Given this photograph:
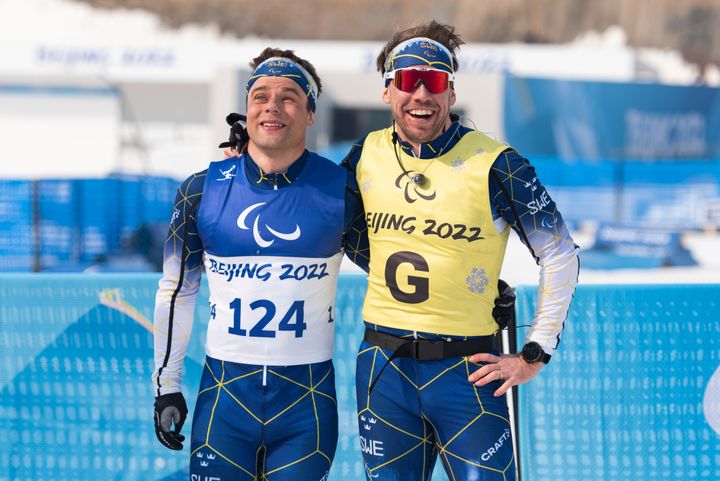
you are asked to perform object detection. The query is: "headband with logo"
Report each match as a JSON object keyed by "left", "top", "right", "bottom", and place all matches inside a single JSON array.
[
  {"left": 246, "top": 57, "right": 319, "bottom": 112},
  {"left": 383, "top": 37, "right": 455, "bottom": 85}
]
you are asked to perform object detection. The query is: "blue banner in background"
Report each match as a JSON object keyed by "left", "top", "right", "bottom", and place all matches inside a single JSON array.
[
  {"left": 580, "top": 223, "right": 697, "bottom": 269},
  {"left": 503, "top": 76, "right": 720, "bottom": 160},
  {"left": 1, "top": 276, "right": 720, "bottom": 480}
]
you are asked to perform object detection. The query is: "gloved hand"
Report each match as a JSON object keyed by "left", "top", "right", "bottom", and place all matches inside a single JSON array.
[
  {"left": 153, "top": 392, "right": 188, "bottom": 450},
  {"left": 493, "top": 279, "right": 516, "bottom": 330},
  {"left": 218, "top": 112, "right": 249, "bottom": 152}
]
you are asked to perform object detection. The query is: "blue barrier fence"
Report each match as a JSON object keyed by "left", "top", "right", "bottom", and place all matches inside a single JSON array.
[
  {"left": 0, "top": 176, "right": 178, "bottom": 272},
  {"left": 2, "top": 157, "right": 719, "bottom": 274},
  {"left": 529, "top": 156, "right": 720, "bottom": 229},
  {"left": 1, "top": 276, "right": 719, "bottom": 480},
  {"left": 0, "top": 181, "right": 32, "bottom": 272}
]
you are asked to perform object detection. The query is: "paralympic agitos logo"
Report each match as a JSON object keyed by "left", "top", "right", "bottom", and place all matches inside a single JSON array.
[
  {"left": 237, "top": 202, "right": 301, "bottom": 248},
  {"left": 395, "top": 172, "right": 436, "bottom": 203}
]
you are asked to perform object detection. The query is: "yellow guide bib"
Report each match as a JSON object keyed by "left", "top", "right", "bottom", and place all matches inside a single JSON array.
[{"left": 357, "top": 127, "right": 510, "bottom": 336}]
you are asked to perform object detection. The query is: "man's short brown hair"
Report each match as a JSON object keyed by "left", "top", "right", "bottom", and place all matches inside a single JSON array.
[{"left": 376, "top": 20, "right": 465, "bottom": 74}]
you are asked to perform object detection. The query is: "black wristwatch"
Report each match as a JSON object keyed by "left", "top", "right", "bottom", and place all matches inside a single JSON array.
[{"left": 520, "top": 342, "right": 551, "bottom": 364}]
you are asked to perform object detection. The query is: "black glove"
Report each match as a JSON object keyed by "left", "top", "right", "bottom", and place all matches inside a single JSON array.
[
  {"left": 493, "top": 279, "right": 516, "bottom": 330},
  {"left": 153, "top": 392, "right": 188, "bottom": 450},
  {"left": 218, "top": 112, "right": 249, "bottom": 152}
]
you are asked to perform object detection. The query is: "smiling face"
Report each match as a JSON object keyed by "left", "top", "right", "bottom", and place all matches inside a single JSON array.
[
  {"left": 383, "top": 71, "right": 456, "bottom": 148},
  {"left": 246, "top": 76, "right": 314, "bottom": 158}
]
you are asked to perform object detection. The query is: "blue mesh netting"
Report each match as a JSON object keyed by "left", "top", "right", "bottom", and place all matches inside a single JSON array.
[{"left": 1, "top": 276, "right": 719, "bottom": 480}]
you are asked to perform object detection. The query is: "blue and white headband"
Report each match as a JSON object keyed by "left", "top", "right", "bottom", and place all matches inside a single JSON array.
[
  {"left": 246, "top": 57, "right": 319, "bottom": 112},
  {"left": 383, "top": 37, "right": 455, "bottom": 82}
]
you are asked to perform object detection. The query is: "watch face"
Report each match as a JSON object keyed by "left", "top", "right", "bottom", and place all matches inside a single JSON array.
[{"left": 522, "top": 342, "right": 543, "bottom": 363}]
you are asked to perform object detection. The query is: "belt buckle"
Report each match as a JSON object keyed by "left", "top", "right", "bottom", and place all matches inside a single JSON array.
[{"left": 413, "top": 340, "right": 445, "bottom": 360}]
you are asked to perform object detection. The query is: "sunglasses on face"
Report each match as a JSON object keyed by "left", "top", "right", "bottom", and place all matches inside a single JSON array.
[{"left": 385, "top": 68, "right": 454, "bottom": 94}]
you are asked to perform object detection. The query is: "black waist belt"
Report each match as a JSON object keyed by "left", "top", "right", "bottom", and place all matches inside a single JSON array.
[
  {"left": 364, "top": 329, "right": 496, "bottom": 395},
  {"left": 363, "top": 329, "right": 495, "bottom": 361}
]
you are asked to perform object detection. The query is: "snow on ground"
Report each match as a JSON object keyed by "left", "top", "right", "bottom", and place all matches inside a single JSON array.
[{"left": 340, "top": 229, "right": 720, "bottom": 285}]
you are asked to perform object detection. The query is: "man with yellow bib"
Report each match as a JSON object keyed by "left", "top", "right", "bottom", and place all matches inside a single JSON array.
[{"left": 342, "top": 21, "right": 580, "bottom": 481}]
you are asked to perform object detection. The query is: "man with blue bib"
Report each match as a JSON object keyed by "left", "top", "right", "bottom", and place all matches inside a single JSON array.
[
  {"left": 342, "top": 22, "right": 580, "bottom": 480},
  {"left": 151, "top": 48, "right": 365, "bottom": 481}
]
